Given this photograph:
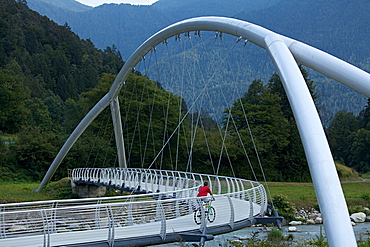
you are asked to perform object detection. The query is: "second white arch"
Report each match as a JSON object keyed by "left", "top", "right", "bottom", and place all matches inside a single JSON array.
[{"left": 39, "top": 16, "right": 370, "bottom": 246}]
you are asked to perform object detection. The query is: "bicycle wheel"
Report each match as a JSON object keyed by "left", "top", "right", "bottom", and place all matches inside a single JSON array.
[
  {"left": 207, "top": 206, "right": 216, "bottom": 223},
  {"left": 193, "top": 209, "right": 202, "bottom": 225}
]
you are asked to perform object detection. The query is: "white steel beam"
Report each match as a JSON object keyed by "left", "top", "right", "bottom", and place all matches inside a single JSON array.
[
  {"left": 265, "top": 34, "right": 356, "bottom": 247},
  {"left": 110, "top": 97, "right": 127, "bottom": 168}
]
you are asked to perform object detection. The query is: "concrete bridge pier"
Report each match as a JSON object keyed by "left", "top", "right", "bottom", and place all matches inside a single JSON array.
[{"left": 71, "top": 180, "right": 107, "bottom": 198}]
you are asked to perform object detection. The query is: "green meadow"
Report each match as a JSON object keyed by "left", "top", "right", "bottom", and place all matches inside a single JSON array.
[{"left": 1, "top": 179, "right": 369, "bottom": 212}]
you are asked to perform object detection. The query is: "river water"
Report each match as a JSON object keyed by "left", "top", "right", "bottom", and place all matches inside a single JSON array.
[{"left": 157, "top": 222, "right": 370, "bottom": 246}]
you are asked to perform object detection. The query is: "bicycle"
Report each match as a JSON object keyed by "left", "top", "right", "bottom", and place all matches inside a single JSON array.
[{"left": 193, "top": 197, "right": 216, "bottom": 224}]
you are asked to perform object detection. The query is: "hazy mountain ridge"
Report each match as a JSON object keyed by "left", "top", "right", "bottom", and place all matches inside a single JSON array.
[
  {"left": 234, "top": 0, "right": 370, "bottom": 120},
  {"left": 26, "top": 0, "right": 369, "bottom": 64},
  {"left": 235, "top": 0, "right": 369, "bottom": 66},
  {"left": 28, "top": 0, "right": 91, "bottom": 13},
  {"left": 26, "top": 0, "right": 370, "bottom": 120},
  {"left": 151, "top": 0, "right": 281, "bottom": 20}
]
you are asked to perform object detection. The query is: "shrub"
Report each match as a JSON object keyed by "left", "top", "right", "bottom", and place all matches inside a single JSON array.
[
  {"left": 307, "top": 226, "right": 328, "bottom": 246},
  {"left": 285, "top": 234, "right": 294, "bottom": 241},
  {"left": 335, "top": 162, "right": 361, "bottom": 181},
  {"left": 267, "top": 230, "right": 283, "bottom": 242},
  {"left": 271, "top": 195, "right": 296, "bottom": 222},
  {"left": 45, "top": 177, "right": 79, "bottom": 199},
  {"left": 348, "top": 205, "right": 366, "bottom": 214}
]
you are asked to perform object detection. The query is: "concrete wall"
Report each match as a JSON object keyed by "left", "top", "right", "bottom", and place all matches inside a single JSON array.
[{"left": 71, "top": 180, "right": 107, "bottom": 198}]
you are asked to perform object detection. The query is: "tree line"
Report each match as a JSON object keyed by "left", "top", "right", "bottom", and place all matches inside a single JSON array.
[{"left": 326, "top": 100, "right": 370, "bottom": 173}]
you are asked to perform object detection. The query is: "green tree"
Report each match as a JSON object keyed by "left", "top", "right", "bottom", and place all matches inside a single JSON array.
[
  {"left": 358, "top": 98, "right": 370, "bottom": 130},
  {"left": 11, "top": 126, "right": 58, "bottom": 181},
  {"left": 43, "top": 90, "right": 65, "bottom": 126},
  {"left": 350, "top": 128, "right": 370, "bottom": 173},
  {"left": 24, "top": 98, "right": 53, "bottom": 131},
  {"left": 224, "top": 79, "right": 291, "bottom": 181},
  {"left": 267, "top": 65, "right": 318, "bottom": 119},
  {"left": 0, "top": 69, "right": 29, "bottom": 133},
  {"left": 266, "top": 67, "right": 318, "bottom": 181},
  {"left": 326, "top": 110, "right": 359, "bottom": 165}
]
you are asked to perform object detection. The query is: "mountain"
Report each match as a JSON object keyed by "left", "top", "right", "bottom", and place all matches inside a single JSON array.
[
  {"left": 26, "top": 0, "right": 370, "bottom": 121},
  {"left": 236, "top": 0, "right": 369, "bottom": 69},
  {"left": 27, "top": 0, "right": 281, "bottom": 59},
  {"left": 235, "top": 0, "right": 370, "bottom": 123},
  {"left": 28, "top": 0, "right": 92, "bottom": 12},
  {"left": 152, "top": 0, "right": 280, "bottom": 19}
]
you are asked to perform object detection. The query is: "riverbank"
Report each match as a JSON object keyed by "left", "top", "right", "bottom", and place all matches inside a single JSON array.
[
  {"left": 213, "top": 222, "right": 370, "bottom": 246},
  {"left": 155, "top": 222, "right": 370, "bottom": 246}
]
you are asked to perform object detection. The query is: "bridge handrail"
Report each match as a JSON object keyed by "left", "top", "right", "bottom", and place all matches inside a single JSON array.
[
  {"left": 0, "top": 169, "right": 267, "bottom": 245},
  {"left": 72, "top": 167, "right": 263, "bottom": 196},
  {"left": 0, "top": 169, "right": 265, "bottom": 214},
  {"left": 0, "top": 187, "right": 266, "bottom": 241}
]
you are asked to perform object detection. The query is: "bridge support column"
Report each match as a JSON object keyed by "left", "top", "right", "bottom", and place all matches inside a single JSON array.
[
  {"left": 71, "top": 180, "right": 107, "bottom": 198},
  {"left": 265, "top": 34, "right": 356, "bottom": 246},
  {"left": 110, "top": 97, "right": 127, "bottom": 168},
  {"left": 199, "top": 226, "right": 208, "bottom": 247}
]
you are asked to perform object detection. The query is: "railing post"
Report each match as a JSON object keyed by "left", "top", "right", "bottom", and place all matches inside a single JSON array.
[
  {"left": 227, "top": 196, "right": 235, "bottom": 229},
  {"left": 216, "top": 177, "right": 221, "bottom": 195},
  {"left": 94, "top": 201, "right": 102, "bottom": 229},
  {"left": 239, "top": 180, "right": 245, "bottom": 199},
  {"left": 156, "top": 200, "right": 166, "bottom": 240},
  {"left": 175, "top": 199, "right": 180, "bottom": 218},
  {"left": 107, "top": 205, "right": 115, "bottom": 247},
  {"left": 41, "top": 209, "right": 50, "bottom": 247},
  {"left": 225, "top": 177, "right": 231, "bottom": 194},
  {"left": 198, "top": 198, "right": 206, "bottom": 229},
  {"left": 258, "top": 185, "right": 267, "bottom": 216},
  {"left": 108, "top": 220, "right": 115, "bottom": 247},
  {"left": 50, "top": 202, "right": 58, "bottom": 233},
  {"left": 230, "top": 178, "right": 236, "bottom": 196},
  {"left": 0, "top": 206, "right": 5, "bottom": 239},
  {"left": 246, "top": 188, "right": 254, "bottom": 219},
  {"left": 128, "top": 199, "right": 133, "bottom": 226}
]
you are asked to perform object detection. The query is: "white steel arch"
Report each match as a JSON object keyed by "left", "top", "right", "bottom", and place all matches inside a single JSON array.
[{"left": 38, "top": 16, "right": 370, "bottom": 246}]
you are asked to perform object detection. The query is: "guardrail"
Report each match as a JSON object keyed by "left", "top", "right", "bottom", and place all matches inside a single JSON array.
[{"left": 0, "top": 169, "right": 267, "bottom": 246}]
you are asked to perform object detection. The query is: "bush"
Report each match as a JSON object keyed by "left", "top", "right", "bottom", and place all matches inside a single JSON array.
[
  {"left": 307, "top": 226, "right": 328, "bottom": 246},
  {"left": 335, "top": 162, "right": 361, "bottom": 181},
  {"left": 271, "top": 195, "right": 296, "bottom": 222},
  {"left": 348, "top": 205, "right": 369, "bottom": 215},
  {"left": 358, "top": 231, "right": 370, "bottom": 247},
  {"left": 285, "top": 234, "right": 294, "bottom": 241},
  {"left": 267, "top": 230, "right": 283, "bottom": 242},
  {"left": 44, "top": 178, "right": 79, "bottom": 199}
]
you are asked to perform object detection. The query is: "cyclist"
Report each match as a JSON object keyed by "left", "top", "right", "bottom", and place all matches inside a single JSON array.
[{"left": 197, "top": 182, "right": 214, "bottom": 205}]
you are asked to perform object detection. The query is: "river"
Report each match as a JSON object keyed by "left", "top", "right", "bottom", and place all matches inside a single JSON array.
[{"left": 157, "top": 222, "right": 370, "bottom": 246}]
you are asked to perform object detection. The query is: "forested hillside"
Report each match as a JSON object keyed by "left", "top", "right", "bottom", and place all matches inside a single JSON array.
[
  {"left": 0, "top": 0, "right": 124, "bottom": 180},
  {"left": 27, "top": 0, "right": 370, "bottom": 122},
  {"left": 1, "top": 0, "right": 369, "bottom": 184}
]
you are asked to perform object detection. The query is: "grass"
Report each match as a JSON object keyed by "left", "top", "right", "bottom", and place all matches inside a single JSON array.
[
  {"left": 362, "top": 172, "right": 370, "bottom": 180},
  {"left": 0, "top": 134, "right": 18, "bottom": 143},
  {"left": 264, "top": 181, "right": 370, "bottom": 209},
  {"left": 0, "top": 179, "right": 369, "bottom": 210},
  {"left": 0, "top": 181, "right": 55, "bottom": 203}
]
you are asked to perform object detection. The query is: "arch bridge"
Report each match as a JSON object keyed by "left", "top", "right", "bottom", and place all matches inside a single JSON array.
[
  {"left": 2, "top": 16, "right": 369, "bottom": 246},
  {"left": 0, "top": 169, "right": 270, "bottom": 246}
]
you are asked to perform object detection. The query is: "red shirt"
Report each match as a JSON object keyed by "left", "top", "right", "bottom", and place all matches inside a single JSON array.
[{"left": 197, "top": 186, "right": 211, "bottom": 197}]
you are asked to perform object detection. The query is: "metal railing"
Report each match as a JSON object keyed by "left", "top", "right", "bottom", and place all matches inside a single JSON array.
[{"left": 0, "top": 169, "right": 267, "bottom": 246}]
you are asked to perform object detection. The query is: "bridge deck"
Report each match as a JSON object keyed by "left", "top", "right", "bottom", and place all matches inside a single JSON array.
[{"left": 0, "top": 196, "right": 261, "bottom": 247}]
